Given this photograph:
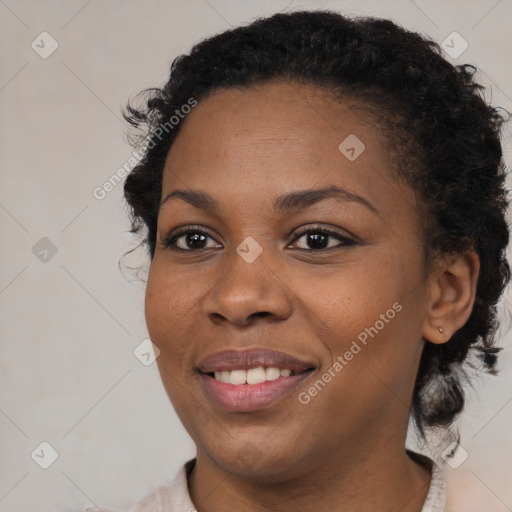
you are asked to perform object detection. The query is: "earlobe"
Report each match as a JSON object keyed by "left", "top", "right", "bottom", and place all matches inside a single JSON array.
[{"left": 422, "top": 250, "right": 480, "bottom": 344}]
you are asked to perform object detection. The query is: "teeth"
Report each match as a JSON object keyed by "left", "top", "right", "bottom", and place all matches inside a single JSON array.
[
  {"left": 230, "top": 369, "right": 247, "bottom": 385},
  {"left": 213, "top": 366, "right": 295, "bottom": 385},
  {"left": 219, "top": 371, "right": 230, "bottom": 384},
  {"left": 247, "top": 367, "right": 266, "bottom": 385},
  {"left": 266, "top": 367, "right": 281, "bottom": 381}
]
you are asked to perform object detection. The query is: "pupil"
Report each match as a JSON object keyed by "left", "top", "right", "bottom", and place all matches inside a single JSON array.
[
  {"left": 188, "top": 233, "right": 206, "bottom": 248},
  {"left": 308, "top": 233, "right": 327, "bottom": 249},
  {"left": 185, "top": 232, "right": 329, "bottom": 249}
]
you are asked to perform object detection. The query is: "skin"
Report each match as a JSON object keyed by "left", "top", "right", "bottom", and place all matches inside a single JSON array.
[{"left": 145, "top": 81, "right": 479, "bottom": 512}]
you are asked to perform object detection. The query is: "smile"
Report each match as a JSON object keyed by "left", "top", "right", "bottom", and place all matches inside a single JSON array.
[
  {"left": 213, "top": 367, "right": 294, "bottom": 385},
  {"left": 200, "top": 370, "right": 314, "bottom": 412},
  {"left": 197, "top": 348, "right": 316, "bottom": 412}
]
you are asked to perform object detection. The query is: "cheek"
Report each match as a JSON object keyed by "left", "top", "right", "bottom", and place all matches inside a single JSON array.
[
  {"left": 144, "top": 261, "right": 206, "bottom": 425},
  {"left": 144, "top": 259, "right": 200, "bottom": 381},
  {"left": 144, "top": 256, "right": 206, "bottom": 341},
  {"left": 294, "top": 252, "right": 424, "bottom": 402},
  {"left": 291, "top": 255, "right": 405, "bottom": 338},
  {"left": 145, "top": 272, "right": 172, "bottom": 353},
  {"left": 144, "top": 255, "right": 234, "bottom": 400}
]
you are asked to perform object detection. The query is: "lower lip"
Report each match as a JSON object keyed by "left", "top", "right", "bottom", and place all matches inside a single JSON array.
[{"left": 199, "top": 371, "right": 314, "bottom": 412}]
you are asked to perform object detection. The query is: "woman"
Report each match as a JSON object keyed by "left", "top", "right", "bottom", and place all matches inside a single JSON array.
[{"left": 88, "top": 9, "right": 510, "bottom": 512}]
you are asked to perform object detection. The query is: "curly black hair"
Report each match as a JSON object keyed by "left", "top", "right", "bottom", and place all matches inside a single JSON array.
[{"left": 122, "top": 10, "right": 510, "bottom": 438}]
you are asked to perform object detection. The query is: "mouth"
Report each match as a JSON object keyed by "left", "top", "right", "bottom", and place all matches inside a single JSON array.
[
  {"left": 197, "top": 348, "right": 317, "bottom": 412},
  {"left": 207, "top": 366, "right": 305, "bottom": 384}
]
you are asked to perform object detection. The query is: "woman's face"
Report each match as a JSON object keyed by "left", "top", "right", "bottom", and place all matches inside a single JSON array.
[{"left": 145, "top": 81, "right": 432, "bottom": 478}]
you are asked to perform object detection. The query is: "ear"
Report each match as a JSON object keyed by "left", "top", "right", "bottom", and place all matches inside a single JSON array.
[{"left": 422, "top": 250, "right": 480, "bottom": 344}]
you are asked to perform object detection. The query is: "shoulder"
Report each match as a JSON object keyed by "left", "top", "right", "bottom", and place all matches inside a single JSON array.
[
  {"left": 80, "top": 458, "right": 197, "bottom": 512},
  {"left": 406, "top": 449, "right": 447, "bottom": 512},
  {"left": 83, "top": 508, "right": 120, "bottom": 512},
  {"left": 79, "top": 481, "right": 176, "bottom": 512},
  {"left": 80, "top": 484, "right": 166, "bottom": 512}
]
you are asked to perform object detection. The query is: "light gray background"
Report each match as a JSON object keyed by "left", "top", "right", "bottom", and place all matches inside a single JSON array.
[{"left": 1, "top": 1, "right": 511, "bottom": 511}]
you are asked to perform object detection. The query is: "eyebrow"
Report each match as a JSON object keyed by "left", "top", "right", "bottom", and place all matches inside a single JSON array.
[{"left": 160, "top": 185, "right": 378, "bottom": 216}]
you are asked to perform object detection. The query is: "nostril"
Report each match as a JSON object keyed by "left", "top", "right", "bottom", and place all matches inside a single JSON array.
[{"left": 251, "top": 311, "right": 271, "bottom": 318}]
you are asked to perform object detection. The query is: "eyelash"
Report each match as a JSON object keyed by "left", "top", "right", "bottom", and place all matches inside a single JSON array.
[{"left": 161, "top": 225, "right": 357, "bottom": 252}]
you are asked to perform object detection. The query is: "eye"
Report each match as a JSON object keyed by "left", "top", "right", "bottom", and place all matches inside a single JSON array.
[
  {"left": 289, "top": 225, "right": 356, "bottom": 251},
  {"left": 161, "top": 224, "right": 357, "bottom": 252},
  {"left": 161, "top": 226, "right": 221, "bottom": 251}
]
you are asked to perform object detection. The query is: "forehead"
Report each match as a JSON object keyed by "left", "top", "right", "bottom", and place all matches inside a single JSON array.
[{"left": 162, "top": 81, "right": 407, "bottom": 214}]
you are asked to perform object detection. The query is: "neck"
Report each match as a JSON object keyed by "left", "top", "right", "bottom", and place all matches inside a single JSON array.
[{"left": 188, "top": 430, "right": 432, "bottom": 512}]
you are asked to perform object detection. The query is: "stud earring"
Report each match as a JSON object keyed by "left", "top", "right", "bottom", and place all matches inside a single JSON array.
[{"left": 438, "top": 326, "right": 444, "bottom": 333}]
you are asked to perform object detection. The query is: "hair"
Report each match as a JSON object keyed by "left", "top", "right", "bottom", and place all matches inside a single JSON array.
[{"left": 121, "top": 10, "right": 510, "bottom": 439}]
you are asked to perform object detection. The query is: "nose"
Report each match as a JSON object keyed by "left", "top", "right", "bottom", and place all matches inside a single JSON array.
[{"left": 201, "top": 249, "right": 293, "bottom": 328}]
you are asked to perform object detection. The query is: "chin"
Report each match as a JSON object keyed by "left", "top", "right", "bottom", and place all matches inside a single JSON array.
[{"left": 200, "top": 433, "right": 312, "bottom": 481}]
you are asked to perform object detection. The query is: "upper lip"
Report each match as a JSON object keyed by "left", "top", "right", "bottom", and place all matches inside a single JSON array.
[{"left": 197, "top": 348, "right": 316, "bottom": 374}]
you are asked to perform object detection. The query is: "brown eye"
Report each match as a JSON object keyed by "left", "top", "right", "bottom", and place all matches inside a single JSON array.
[
  {"left": 290, "top": 226, "right": 356, "bottom": 251},
  {"left": 162, "top": 227, "right": 221, "bottom": 251}
]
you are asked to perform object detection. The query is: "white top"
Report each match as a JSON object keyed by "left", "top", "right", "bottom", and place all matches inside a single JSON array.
[{"left": 84, "top": 452, "right": 446, "bottom": 512}]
